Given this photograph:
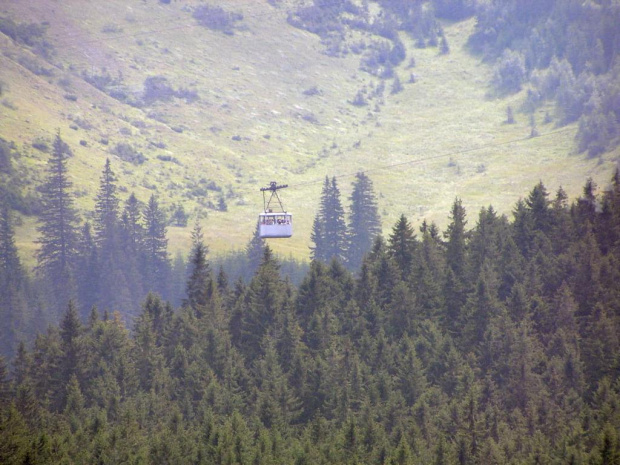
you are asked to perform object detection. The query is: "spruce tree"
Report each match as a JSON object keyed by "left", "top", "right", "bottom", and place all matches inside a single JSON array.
[
  {"left": 143, "top": 195, "right": 170, "bottom": 298},
  {"left": 93, "top": 159, "right": 130, "bottom": 314},
  {"left": 120, "top": 192, "right": 146, "bottom": 312},
  {"left": 246, "top": 221, "right": 266, "bottom": 278},
  {"left": 443, "top": 198, "right": 469, "bottom": 336},
  {"left": 36, "top": 132, "right": 79, "bottom": 318},
  {"left": 0, "top": 355, "right": 11, "bottom": 407},
  {"left": 0, "top": 199, "right": 29, "bottom": 357},
  {"left": 241, "top": 246, "right": 284, "bottom": 361},
  {"left": 388, "top": 214, "right": 417, "bottom": 280},
  {"left": 310, "top": 176, "right": 347, "bottom": 263},
  {"left": 525, "top": 181, "right": 552, "bottom": 235},
  {"left": 94, "top": 159, "right": 120, "bottom": 245},
  {"left": 325, "top": 177, "right": 348, "bottom": 263},
  {"left": 185, "top": 220, "right": 212, "bottom": 315},
  {"left": 310, "top": 213, "right": 325, "bottom": 262},
  {"left": 445, "top": 197, "right": 468, "bottom": 279},
  {"left": 74, "top": 222, "right": 99, "bottom": 319},
  {"left": 59, "top": 300, "right": 83, "bottom": 400},
  {"left": 347, "top": 172, "right": 381, "bottom": 271},
  {"left": 120, "top": 193, "right": 144, "bottom": 254},
  {"left": 310, "top": 177, "right": 330, "bottom": 262}
]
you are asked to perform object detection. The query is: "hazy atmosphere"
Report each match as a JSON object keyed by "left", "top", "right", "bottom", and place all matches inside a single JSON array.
[{"left": 1, "top": 0, "right": 619, "bottom": 463}]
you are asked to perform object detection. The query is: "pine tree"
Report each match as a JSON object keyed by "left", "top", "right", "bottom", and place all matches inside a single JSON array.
[
  {"left": 36, "top": 132, "right": 79, "bottom": 317},
  {"left": 512, "top": 198, "right": 535, "bottom": 258},
  {"left": 59, "top": 300, "right": 83, "bottom": 406},
  {"left": 309, "top": 213, "right": 325, "bottom": 262},
  {"left": 143, "top": 195, "right": 170, "bottom": 299},
  {"left": 119, "top": 192, "right": 146, "bottom": 314},
  {"left": 573, "top": 178, "right": 598, "bottom": 237},
  {"left": 388, "top": 214, "right": 417, "bottom": 280},
  {"left": 443, "top": 198, "right": 469, "bottom": 335},
  {"left": 246, "top": 221, "right": 266, "bottom": 277},
  {"left": 74, "top": 222, "right": 99, "bottom": 319},
  {"left": 445, "top": 197, "right": 468, "bottom": 279},
  {"left": 0, "top": 199, "right": 29, "bottom": 358},
  {"left": 94, "top": 159, "right": 120, "bottom": 245},
  {"left": 184, "top": 221, "right": 212, "bottom": 316},
  {"left": 469, "top": 206, "right": 503, "bottom": 282},
  {"left": 525, "top": 181, "right": 552, "bottom": 235},
  {"left": 347, "top": 172, "right": 381, "bottom": 271},
  {"left": 93, "top": 159, "right": 130, "bottom": 314},
  {"left": 241, "top": 246, "right": 284, "bottom": 361},
  {"left": 120, "top": 193, "right": 144, "bottom": 255},
  {"left": 311, "top": 177, "right": 347, "bottom": 263},
  {"left": 0, "top": 355, "right": 11, "bottom": 407},
  {"left": 414, "top": 221, "right": 445, "bottom": 319}
]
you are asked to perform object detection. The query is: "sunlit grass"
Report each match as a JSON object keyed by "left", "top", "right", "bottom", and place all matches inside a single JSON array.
[{"left": 4, "top": 1, "right": 619, "bottom": 267}]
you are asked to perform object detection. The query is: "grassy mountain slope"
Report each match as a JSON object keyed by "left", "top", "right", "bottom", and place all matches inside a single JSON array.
[{"left": 1, "top": 0, "right": 618, "bottom": 265}]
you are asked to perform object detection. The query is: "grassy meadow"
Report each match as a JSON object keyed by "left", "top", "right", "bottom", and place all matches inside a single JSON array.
[{"left": 1, "top": 0, "right": 618, "bottom": 267}]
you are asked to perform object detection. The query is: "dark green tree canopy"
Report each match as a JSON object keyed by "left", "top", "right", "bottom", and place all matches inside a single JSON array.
[{"left": 347, "top": 172, "right": 381, "bottom": 271}]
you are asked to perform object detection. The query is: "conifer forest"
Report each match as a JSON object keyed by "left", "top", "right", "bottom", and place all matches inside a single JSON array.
[
  {"left": 1, "top": 0, "right": 620, "bottom": 463},
  {"left": 2, "top": 137, "right": 620, "bottom": 462}
]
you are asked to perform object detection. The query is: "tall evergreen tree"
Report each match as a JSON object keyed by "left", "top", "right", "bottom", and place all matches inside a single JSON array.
[
  {"left": 184, "top": 220, "right": 211, "bottom": 316},
  {"left": 525, "top": 181, "right": 552, "bottom": 235},
  {"left": 58, "top": 301, "right": 83, "bottom": 400},
  {"left": 246, "top": 221, "right": 266, "bottom": 278},
  {"left": 309, "top": 214, "right": 325, "bottom": 262},
  {"left": 388, "top": 214, "right": 417, "bottom": 280},
  {"left": 347, "top": 172, "right": 381, "bottom": 271},
  {"left": 442, "top": 198, "right": 470, "bottom": 335},
  {"left": 36, "top": 132, "right": 79, "bottom": 318},
  {"left": 94, "top": 159, "right": 120, "bottom": 245},
  {"left": 93, "top": 159, "right": 130, "bottom": 314},
  {"left": 445, "top": 197, "right": 468, "bottom": 280},
  {"left": 120, "top": 192, "right": 146, "bottom": 312},
  {"left": 0, "top": 199, "right": 29, "bottom": 357},
  {"left": 74, "top": 222, "right": 99, "bottom": 319},
  {"left": 241, "top": 246, "right": 284, "bottom": 361},
  {"left": 143, "top": 195, "right": 170, "bottom": 299},
  {"left": 311, "top": 176, "right": 347, "bottom": 263},
  {"left": 120, "top": 193, "right": 144, "bottom": 255}
]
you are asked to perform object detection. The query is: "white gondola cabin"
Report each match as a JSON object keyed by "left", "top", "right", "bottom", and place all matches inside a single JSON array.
[
  {"left": 259, "top": 182, "right": 292, "bottom": 239},
  {"left": 259, "top": 212, "right": 293, "bottom": 238}
]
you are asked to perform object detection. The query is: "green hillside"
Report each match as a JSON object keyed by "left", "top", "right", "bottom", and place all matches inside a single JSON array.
[{"left": 1, "top": 0, "right": 618, "bottom": 264}]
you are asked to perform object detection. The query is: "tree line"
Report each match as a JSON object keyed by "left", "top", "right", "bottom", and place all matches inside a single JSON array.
[{"left": 1, "top": 133, "right": 619, "bottom": 462}]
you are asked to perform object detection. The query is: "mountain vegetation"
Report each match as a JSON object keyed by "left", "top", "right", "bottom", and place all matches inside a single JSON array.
[
  {"left": 0, "top": 0, "right": 618, "bottom": 259},
  {"left": 1, "top": 168, "right": 620, "bottom": 463},
  {"left": 1, "top": 1, "right": 620, "bottom": 462}
]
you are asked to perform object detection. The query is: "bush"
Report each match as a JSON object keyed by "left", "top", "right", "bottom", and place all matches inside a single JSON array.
[
  {"left": 31, "top": 138, "right": 50, "bottom": 152},
  {"left": 111, "top": 143, "right": 146, "bottom": 165},
  {"left": 18, "top": 55, "right": 54, "bottom": 76},
  {"left": 491, "top": 50, "right": 526, "bottom": 94},
  {"left": 156, "top": 154, "right": 181, "bottom": 165},
  {"left": 303, "top": 86, "right": 321, "bottom": 96},
  {"left": 176, "top": 87, "right": 200, "bottom": 103},
  {"left": 577, "top": 110, "right": 618, "bottom": 158},
  {"left": 192, "top": 5, "right": 243, "bottom": 34},
  {"left": 0, "top": 138, "right": 16, "bottom": 174},
  {"left": 287, "top": 5, "right": 343, "bottom": 38},
  {"left": 350, "top": 90, "right": 367, "bottom": 107},
  {"left": 101, "top": 23, "right": 123, "bottom": 34},
  {"left": 170, "top": 204, "right": 189, "bottom": 226},
  {"left": 143, "top": 76, "right": 175, "bottom": 104},
  {"left": 391, "top": 75, "right": 403, "bottom": 95},
  {"left": 83, "top": 69, "right": 125, "bottom": 98},
  {"left": 0, "top": 16, "right": 48, "bottom": 47}
]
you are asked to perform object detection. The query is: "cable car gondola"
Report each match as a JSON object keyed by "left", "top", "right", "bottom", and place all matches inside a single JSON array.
[{"left": 259, "top": 181, "right": 292, "bottom": 238}]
